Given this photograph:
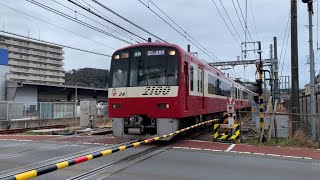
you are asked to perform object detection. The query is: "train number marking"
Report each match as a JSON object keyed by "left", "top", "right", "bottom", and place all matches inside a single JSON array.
[{"left": 142, "top": 86, "right": 171, "bottom": 96}]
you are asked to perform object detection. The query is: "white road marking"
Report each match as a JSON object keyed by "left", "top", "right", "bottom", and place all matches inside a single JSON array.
[
  {"left": 225, "top": 144, "right": 236, "bottom": 152},
  {"left": 190, "top": 148, "right": 202, "bottom": 150},
  {"left": 211, "top": 149, "right": 223, "bottom": 152},
  {"left": 182, "top": 147, "right": 190, "bottom": 150},
  {"left": 172, "top": 147, "right": 183, "bottom": 149},
  {"left": 203, "top": 149, "right": 211, "bottom": 151},
  {"left": 282, "top": 155, "right": 302, "bottom": 159},
  {"left": 267, "top": 154, "right": 281, "bottom": 157},
  {"left": 243, "top": 152, "right": 251, "bottom": 154},
  {"left": 229, "top": 151, "right": 238, "bottom": 153},
  {"left": 253, "top": 153, "right": 266, "bottom": 156},
  {"left": 304, "top": 157, "right": 313, "bottom": 160}
]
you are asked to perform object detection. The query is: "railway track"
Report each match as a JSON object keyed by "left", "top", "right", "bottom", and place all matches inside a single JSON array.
[
  {"left": 67, "top": 143, "right": 170, "bottom": 180},
  {"left": 0, "top": 125, "right": 67, "bottom": 134},
  {"left": 0, "top": 139, "right": 137, "bottom": 179}
]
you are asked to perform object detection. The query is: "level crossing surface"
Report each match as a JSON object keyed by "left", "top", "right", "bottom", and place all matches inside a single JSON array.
[{"left": 0, "top": 137, "right": 320, "bottom": 180}]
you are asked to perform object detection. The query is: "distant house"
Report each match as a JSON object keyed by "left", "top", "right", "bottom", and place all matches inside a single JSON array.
[{"left": 304, "top": 72, "right": 320, "bottom": 95}]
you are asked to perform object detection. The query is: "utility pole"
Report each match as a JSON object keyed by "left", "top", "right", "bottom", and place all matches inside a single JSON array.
[
  {"left": 270, "top": 44, "right": 275, "bottom": 106},
  {"left": 303, "top": 0, "right": 316, "bottom": 141},
  {"left": 291, "top": 0, "right": 300, "bottom": 133},
  {"left": 274, "top": 37, "right": 279, "bottom": 102}
]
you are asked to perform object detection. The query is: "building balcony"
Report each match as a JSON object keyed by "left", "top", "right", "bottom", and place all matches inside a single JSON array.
[
  {"left": 9, "top": 54, "right": 63, "bottom": 66},
  {"left": 8, "top": 73, "right": 65, "bottom": 83},
  {"left": 9, "top": 61, "right": 64, "bottom": 72},
  {"left": 3, "top": 39, "right": 64, "bottom": 54},
  {"left": 8, "top": 47, "right": 64, "bottom": 60},
  {"left": 9, "top": 66, "right": 65, "bottom": 77}
]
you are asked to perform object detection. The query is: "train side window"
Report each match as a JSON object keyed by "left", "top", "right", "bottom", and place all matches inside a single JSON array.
[
  {"left": 208, "top": 74, "right": 216, "bottom": 94},
  {"left": 199, "top": 68, "right": 203, "bottom": 93},
  {"left": 190, "top": 66, "right": 194, "bottom": 91}
]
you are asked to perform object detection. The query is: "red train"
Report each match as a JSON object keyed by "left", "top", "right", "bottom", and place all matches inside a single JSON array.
[{"left": 108, "top": 42, "right": 256, "bottom": 139}]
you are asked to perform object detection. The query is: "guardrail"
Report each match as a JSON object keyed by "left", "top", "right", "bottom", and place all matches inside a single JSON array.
[{"left": 5, "top": 119, "right": 218, "bottom": 180}]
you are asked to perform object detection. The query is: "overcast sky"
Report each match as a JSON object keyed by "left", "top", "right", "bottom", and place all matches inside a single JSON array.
[{"left": 0, "top": 0, "right": 317, "bottom": 88}]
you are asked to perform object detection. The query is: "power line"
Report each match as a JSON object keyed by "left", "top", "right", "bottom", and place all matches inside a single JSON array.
[
  {"left": 232, "top": 0, "right": 246, "bottom": 38},
  {"left": 0, "top": 2, "right": 115, "bottom": 50},
  {"left": 249, "top": 0, "right": 259, "bottom": 40},
  {"left": 90, "top": 0, "right": 167, "bottom": 43},
  {"left": 65, "top": 0, "right": 148, "bottom": 42},
  {"left": 78, "top": 0, "right": 142, "bottom": 43},
  {"left": 219, "top": 0, "right": 243, "bottom": 42},
  {"left": 279, "top": 12, "right": 290, "bottom": 75},
  {"left": 27, "top": 0, "right": 133, "bottom": 44},
  {"left": 236, "top": 0, "right": 254, "bottom": 42},
  {"left": 210, "top": 0, "right": 241, "bottom": 47},
  {"left": 147, "top": 0, "right": 218, "bottom": 60},
  {"left": 1, "top": 30, "right": 112, "bottom": 57},
  {"left": 280, "top": 14, "right": 291, "bottom": 76},
  {"left": 138, "top": 0, "right": 218, "bottom": 61},
  {"left": 51, "top": 0, "right": 138, "bottom": 43}
]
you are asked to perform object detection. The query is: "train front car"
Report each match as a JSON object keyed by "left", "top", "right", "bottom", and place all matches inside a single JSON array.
[{"left": 108, "top": 43, "right": 183, "bottom": 139}]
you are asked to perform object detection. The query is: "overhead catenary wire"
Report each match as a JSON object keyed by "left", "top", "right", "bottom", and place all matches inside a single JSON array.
[
  {"left": 210, "top": 0, "right": 241, "bottom": 48},
  {"left": 249, "top": 0, "right": 259, "bottom": 40},
  {"left": 90, "top": 0, "right": 167, "bottom": 43},
  {"left": 26, "top": 0, "right": 133, "bottom": 44},
  {"left": 279, "top": 11, "right": 290, "bottom": 76},
  {"left": 78, "top": 0, "right": 142, "bottom": 43},
  {"left": 0, "top": 2, "right": 115, "bottom": 50},
  {"left": 1, "top": 30, "right": 112, "bottom": 57},
  {"left": 219, "top": 0, "right": 243, "bottom": 43},
  {"left": 138, "top": 0, "right": 218, "bottom": 61},
  {"left": 65, "top": 0, "right": 148, "bottom": 42},
  {"left": 280, "top": 16, "right": 291, "bottom": 77},
  {"left": 236, "top": 0, "right": 254, "bottom": 43},
  {"left": 51, "top": 0, "right": 139, "bottom": 43},
  {"left": 147, "top": 0, "right": 219, "bottom": 60}
]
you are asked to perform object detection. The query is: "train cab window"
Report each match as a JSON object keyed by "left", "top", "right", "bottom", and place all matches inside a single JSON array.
[
  {"left": 190, "top": 66, "right": 194, "bottom": 91},
  {"left": 110, "top": 52, "right": 129, "bottom": 88},
  {"left": 129, "top": 48, "right": 178, "bottom": 86}
]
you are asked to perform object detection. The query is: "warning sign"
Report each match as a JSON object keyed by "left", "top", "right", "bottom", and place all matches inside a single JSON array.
[
  {"left": 227, "top": 97, "right": 235, "bottom": 105},
  {"left": 227, "top": 105, "right": 235, "bottom": 113}
]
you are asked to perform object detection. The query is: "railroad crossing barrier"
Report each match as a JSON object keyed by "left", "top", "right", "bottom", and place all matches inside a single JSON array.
[
  {"left": 213, "top": 123, "right": 241, "bottom": 144},
  {"left": 5, "top": 119, "right": 218, "bottom": 180}
]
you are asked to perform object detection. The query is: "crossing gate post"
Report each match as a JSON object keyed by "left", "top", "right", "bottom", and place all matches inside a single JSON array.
[
  {"left": 212, "top": 92, "right": 241, "bottom": 144},
  {"left": 213, "top": 123, "right": 241, "bottom": 144}
]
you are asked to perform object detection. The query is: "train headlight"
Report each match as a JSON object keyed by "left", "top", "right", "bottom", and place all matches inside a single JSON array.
[
  {"left": 114, "top": 54, "right": 120, "bottom": 59},
  {"left": 168, "top": 50, "right": 176, "bottom": 56}
]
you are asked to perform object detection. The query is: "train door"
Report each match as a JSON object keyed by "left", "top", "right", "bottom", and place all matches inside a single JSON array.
[
  {"left": 184, "top": 62, "right": 189, "bottom": 111},
  {"left": 198, "top": 67, "right": 204, "bottom": 109}
]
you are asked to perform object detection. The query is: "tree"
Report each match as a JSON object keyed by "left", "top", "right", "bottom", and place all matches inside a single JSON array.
[{"left": 65, "top": 68, "right": 109, "bottom": 88}]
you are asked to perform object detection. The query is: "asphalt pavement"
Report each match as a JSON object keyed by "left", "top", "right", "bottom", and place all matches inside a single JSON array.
[{"left": 0, "top": 138, "right": 320, "bottom": 180}]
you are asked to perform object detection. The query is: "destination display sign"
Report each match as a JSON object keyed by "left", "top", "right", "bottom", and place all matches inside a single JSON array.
[{"left": 147, "top": 50, "right": 165, "bottom": 56}]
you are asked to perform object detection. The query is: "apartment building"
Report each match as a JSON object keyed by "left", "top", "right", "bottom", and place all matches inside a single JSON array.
[{"left": 0, "top": 34, "right": 65, "bottom": 84}]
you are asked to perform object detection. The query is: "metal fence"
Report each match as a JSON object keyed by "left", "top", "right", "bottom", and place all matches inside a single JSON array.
[
  {"left": 0, "top": 101, "right": 109, "bottom": 122},
  {"left": 283, "top": 93, "right": 320, "bottom": 134}
]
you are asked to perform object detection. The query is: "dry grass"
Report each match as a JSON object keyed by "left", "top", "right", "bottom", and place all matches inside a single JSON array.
[{"left": 292, "top": 129, "right": 318, "bottom": 148}]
